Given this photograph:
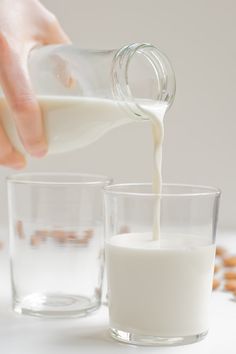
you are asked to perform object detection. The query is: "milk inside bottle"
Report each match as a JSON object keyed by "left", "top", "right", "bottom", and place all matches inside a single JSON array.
[{"left": 0, "top": 96, "right": 132, "bottom": 154}]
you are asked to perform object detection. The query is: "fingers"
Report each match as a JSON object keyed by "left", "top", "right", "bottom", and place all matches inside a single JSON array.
[
  {"left": 44, "top": 15, "right": 71, "bottom": 45},
  {"left": 0, "top": 34, "right": 47, "bottom": 157},
  {"left": 0, "top": 121, "right": 25, "bottom": 169}
]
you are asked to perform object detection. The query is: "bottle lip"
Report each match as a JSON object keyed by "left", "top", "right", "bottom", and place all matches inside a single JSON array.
[{"left": 111, "top": 43, "right": 176, "bottom": 120}]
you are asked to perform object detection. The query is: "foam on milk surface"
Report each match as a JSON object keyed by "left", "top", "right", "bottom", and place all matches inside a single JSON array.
[{"left": 108, "top": 232, "right": 212, "bottom": 249}]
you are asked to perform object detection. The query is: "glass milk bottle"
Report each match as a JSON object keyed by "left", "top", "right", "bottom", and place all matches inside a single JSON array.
[{"left": 0, "top": 43, "right": 176, "bottom": 154}]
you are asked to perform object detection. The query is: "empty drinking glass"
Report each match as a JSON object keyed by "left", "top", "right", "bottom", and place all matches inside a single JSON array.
[{"left": 8, "top": 173, "right": 111, "bottom": 318}]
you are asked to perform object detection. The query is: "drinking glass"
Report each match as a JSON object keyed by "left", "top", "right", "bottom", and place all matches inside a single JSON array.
[
  {"left": 7, "top": 173, "right": 111, "bottom": 318},
  {"left": 104, "top": 183, "right": 221, "bottom": 346}
]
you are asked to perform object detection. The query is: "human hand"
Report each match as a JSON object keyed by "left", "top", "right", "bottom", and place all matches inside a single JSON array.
[{"left": 0, "top": 0, "right": 70, "bottom": 168}]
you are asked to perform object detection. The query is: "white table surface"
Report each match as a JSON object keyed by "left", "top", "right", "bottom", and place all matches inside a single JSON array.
[{"left": 0, "top": 231, "right": 235, "bottom": 354}]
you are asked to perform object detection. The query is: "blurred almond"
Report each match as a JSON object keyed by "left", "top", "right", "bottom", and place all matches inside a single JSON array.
[
  {"left": 35, "top": 230, "right": 49, "bottom": 241},
  {"left": 16, "top": 220, "right": 25, "bottom": 239},
  {"left": 84, "top": 229, "right": 94, "bottom": 240},
  {"left": 119, "top": 225, "right": 130, "bottom": 234},
  {"left": 223, "top": 256, "right": 236, "bottom": 267},
  {"left": 213, "top": 278, "right": 220, "bottom": 290},
  {"left": 216, "top": 246, "right": 227, "bottom": 257},
  {"left": 51, "top": 230, "right": 67, "bottom": 243},
  {"left": 224, "top": 271, "right": 236, "bottom": 280},
  {"left": 214, "top": 264, "right": 221, "bottom": 273},
  {"left": 30, "top": 235, "right": 42, "bottom": 247},
  {"left": 224, "top": 280, "right": 236, "bottom": 292}
]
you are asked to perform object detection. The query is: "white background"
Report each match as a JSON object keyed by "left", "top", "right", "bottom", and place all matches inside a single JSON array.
[{"left": 0, "top": 0, "right": 235, "bottom": 229}]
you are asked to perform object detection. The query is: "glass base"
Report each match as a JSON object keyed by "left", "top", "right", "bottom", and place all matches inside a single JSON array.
[
  {"left": 110, "top": 328, "right": 208, "bottom": 346},
  {"left": 14, "top": 292, "right": 100, "bottom": 318}
]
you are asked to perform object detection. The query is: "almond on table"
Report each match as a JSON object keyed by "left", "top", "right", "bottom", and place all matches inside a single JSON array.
[
  {"left": 66, "top": 233, "right": 78, "bottom": 241},
  {"left": 75, "top": 238, "right": 88, "bottom": 245},
  {"left": 214, "top": 264, "right": 221, "bottom": 273},
  {"left": 51, "top": 230, "right": 68, "bottom": 243},
  {"left": 216, "top": 246, "right": 227, "bottom": 257},
  {"left": 84, "top": 229, "right": 94, "bottom": 240},
  {"left": 223, "top": 256, "right": 236, "bottom": 267},
  {"left": 30, "top": 234, "right": 42, "bottom": 247},
  {"left": 224, "top": 280, "right": 236, "bottom": 292},
  {"left": 119, "top": 226, "right": 130, "bottom": 234},
  {"left": 16, "top": 220, "right": 25, "bottom": 239},
  {"left": 224, "top": 271, "right": 236, "bottom": 280},
  {"left": 35, "top": 230, "right": 50, "bottom": 240},
  {"left": 213, "top": 278, "right": 220, "bottom": 290}
]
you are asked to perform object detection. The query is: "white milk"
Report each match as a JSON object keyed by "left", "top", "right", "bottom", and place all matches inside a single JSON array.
[
  {"left": 143, "top": 104, "right": 167, "bottom": 240},
  {"left": 106, "top": 233, "right": 215, "bottom": 337},
  {"left": 0, "top": 96, "right": 132, "bottom": 154}
]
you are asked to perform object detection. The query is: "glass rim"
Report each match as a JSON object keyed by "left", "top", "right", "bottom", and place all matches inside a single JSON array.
[
  {"left": 7, "top": 172, "right": 112, "bottom": 186},
  {"left": 104, "top": 183, "right": 221, "bottom": 197}
]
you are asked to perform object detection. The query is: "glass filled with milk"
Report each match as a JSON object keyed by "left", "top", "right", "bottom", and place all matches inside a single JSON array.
[
  {"left": 0, "top": 43, "right": 175, "bottom": 154},
  {"left": 104, "top": 183, "right": 221, "bottom": 346}
]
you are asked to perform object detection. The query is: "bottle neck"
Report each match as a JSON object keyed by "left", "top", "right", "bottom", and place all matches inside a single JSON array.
[{"left": 111, "top": 43, "right": 176, "bottom": 120}]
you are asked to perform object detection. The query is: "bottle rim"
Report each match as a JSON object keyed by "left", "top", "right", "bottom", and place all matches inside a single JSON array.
[{"left": 111, "top": 43, "right": 176, "bottom": 120}]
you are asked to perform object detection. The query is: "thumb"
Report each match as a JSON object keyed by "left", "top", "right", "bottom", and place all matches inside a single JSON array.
[
  {"left": 43, "top": 15, "right": 71, "bottom": 45},
  {"left": 0, "top": 35, "right": 47, "bottom": 157}
]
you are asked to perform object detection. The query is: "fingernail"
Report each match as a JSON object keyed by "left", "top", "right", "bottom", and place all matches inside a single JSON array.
[
  {"left": 23, "top": 136, "right": 48, "bottom": 158},
  {"left": 28, "top": 144, "right": 48, "bottom": 158},
  {"left": 12, "top": 161, "right": 26, "bottom": 170},
  {"left": 32, "top": 148, "right": 48, "bottom": 158}
]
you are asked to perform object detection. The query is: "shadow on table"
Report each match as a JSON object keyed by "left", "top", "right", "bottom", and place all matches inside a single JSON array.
[
  {"left": 51, "top": 323, "right": 213, "bottom": 354},
  {"left": 0, "top": 300, "right": 213, "bottom": 354},
  {"left": 51, "top": 323, "right": 124, "bottom": 349}
]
